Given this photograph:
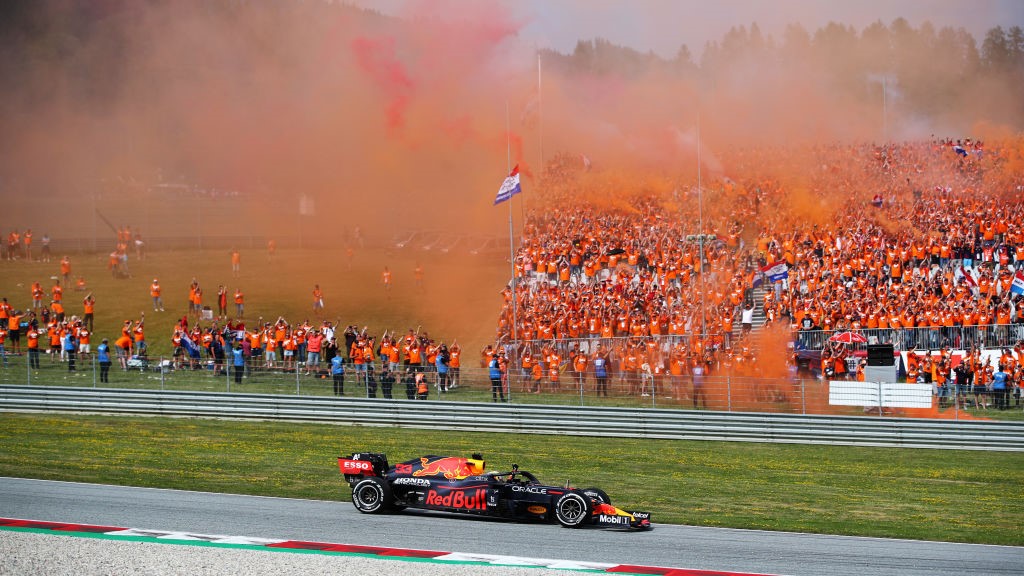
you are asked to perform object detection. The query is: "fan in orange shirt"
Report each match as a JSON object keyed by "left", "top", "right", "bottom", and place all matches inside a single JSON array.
[
  {"left": 60, "top": 255, "right": 71, "bottom": 286},
  {"left": 82, "top": 293, "right": 95, "bottom": 332},
  {"left": 448, "top": 340, "right": 462, "bottom": 388},
  {"left": 571, "top": 345, "right": 588, "bottom": 390},
  {"left": 312, "top": 284, "right": 324, "bottom": 313}
]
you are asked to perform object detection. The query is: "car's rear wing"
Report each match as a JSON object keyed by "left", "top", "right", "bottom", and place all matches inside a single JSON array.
[{"left": 338, "top": 452, "right": 389, "bottom": 483}]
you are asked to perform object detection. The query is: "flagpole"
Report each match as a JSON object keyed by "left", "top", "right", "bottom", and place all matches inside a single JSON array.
[
  {"left": 538, "top": 51, "right": 543, "bottom": 170},
  {"left": 525, "top": 50, "right": 540, "bottom": 226},
  {"left": 697, "top": 111, "right": 706, "bottom": 339},
  {"left": 506, "top": 99, "right": 517, "bottom": 404}
]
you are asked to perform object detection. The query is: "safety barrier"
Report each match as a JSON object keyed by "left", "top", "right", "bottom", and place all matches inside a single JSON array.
[
  {"left": 1, "top": 385, "right": 1021, "bottom": 451},
  {"left": 3, "top": 351, "right": 1022, "bottom": 417}
]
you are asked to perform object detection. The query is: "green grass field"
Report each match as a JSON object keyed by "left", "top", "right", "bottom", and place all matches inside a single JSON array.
[{"left": 0, "top": 412, "right": 1020, "bottom": 545}]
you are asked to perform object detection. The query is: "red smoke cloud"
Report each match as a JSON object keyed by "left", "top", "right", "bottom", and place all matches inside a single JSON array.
[{"left": 352, "top": 36, "right": 415, "bottom": 134}]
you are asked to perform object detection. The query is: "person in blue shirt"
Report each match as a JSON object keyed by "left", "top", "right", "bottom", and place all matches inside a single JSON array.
[
  {"left": 231, "top": 339, "right": 245, "bottom": 384},
  {"left": 593, "top": 345, "right": 609, "bottom": 397},
  {"left": 63, "top": 330, "right": 77, "bottom": 372},
  {"left": 435, "top": 344, "right": 451, "bottom": 392},
  {"left": 991, "top": 365, "right": 1009, "bottom": 410},
  {"left": 488, "top": 353, "right": 505, "bottom": 402},
  {"left": 330, "top": 354, "right": 345, "bottom": 396},
  {"left": 97, "top": 338, "right": 111, "bottom": 383}
]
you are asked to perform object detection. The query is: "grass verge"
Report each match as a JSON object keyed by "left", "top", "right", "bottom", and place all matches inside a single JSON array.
[{"left": 1, "top": 412, "right": 1020, "bottom": 545}]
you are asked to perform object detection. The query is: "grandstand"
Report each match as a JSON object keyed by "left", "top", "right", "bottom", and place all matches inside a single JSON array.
[{"left": 493, "top": 138, "right": 1024, "bottom": 394}]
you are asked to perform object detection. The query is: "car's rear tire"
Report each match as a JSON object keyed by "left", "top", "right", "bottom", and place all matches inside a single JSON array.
[
  {"left": 582, "top": 487, "right": 611, "bottom": 505},
  {"left": 554, "top": 490, "right": 593, "bottom": 528},
  {"left": 351, "top": 477, "right": 392, "bottom": 514}
]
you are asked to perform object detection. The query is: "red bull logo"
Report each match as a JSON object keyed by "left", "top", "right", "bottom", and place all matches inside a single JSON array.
[
  {"left": 425, "top": 488, "right": 487, "bottom": 510},
  {"left": 412, "top": 457, "right": 474, "bottom": 480}
]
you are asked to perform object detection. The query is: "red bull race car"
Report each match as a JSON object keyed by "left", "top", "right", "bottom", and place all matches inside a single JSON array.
[{"left": 338, "top": 452, "right": 652, "bottom": 530}]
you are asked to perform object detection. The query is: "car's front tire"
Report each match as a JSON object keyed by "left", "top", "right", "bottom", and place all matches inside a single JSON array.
[
  {"left": 582, "top": 487, "right": 611, "bottom": 505},
  {"left": 554, "top": 490, "right": 593, "bottom": 528},
  {"left": 351, "top": 477, "right": 392, "bottom": 514}
]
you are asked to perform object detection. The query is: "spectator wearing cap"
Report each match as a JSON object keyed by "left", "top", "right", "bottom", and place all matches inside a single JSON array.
[
  {"left": 330, "top": 352, "right": 345, "bottom": 396},
  {"left": 435, "top": 343, "right": 451, "bottom": 392},
  {"left": 488, "top": 353, "right": 505, "bottom": 402}
]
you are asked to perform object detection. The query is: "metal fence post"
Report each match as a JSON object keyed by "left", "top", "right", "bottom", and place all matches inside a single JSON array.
[
  {"left": 800, "top": 379, "right": 806, "bottom": 415},
  {"left": 877, "top": 381, "right": 884, "bottom": 416},
  {"left": 727, "top": 375, "right": 732, "bottom": 412},
  {"left": 160, "top": 356, "right": 165, "bottom": 391},
  {"left": 92, "top": 354, "right": 97, "bottom": 388},
  {"left": 954, "top": 385, "right": 958, "bottom": 421},
  {"left": 295, "top": 362, "right": 300, "bottom": 395}
]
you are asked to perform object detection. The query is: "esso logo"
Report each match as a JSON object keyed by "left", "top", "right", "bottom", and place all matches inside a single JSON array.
[{"left": 343, "top": 460, "right": 372, "bottom": 470}]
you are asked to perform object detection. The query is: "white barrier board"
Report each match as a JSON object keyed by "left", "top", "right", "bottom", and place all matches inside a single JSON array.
[{"left": 829, "top": 381, "right": 933, "bottom": 408}]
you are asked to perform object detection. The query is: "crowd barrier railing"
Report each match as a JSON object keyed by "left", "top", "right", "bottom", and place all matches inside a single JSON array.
[{"left": 1, "top": 347, "right": 1020, "bottom": 420}]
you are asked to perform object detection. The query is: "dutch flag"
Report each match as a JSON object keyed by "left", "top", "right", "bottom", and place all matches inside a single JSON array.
[
  {"left": 493, "top": 165, "right": 522, "bottom": 205},
  {"left": 1012, "top": 270, "right": 1024, "bottom": 296}
]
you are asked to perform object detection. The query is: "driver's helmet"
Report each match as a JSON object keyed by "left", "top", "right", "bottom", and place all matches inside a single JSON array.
[{"left": 465, "top": 457, "right": 486, "bottom": 475}]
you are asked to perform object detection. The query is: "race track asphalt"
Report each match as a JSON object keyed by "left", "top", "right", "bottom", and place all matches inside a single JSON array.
[{"left": 1, "top": 477, "right": 1020, "bottom": 576}]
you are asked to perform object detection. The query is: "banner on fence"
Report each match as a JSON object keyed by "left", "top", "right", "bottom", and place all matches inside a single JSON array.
[{"left": 828, "top": 381, "right": 933, "bottom": 408}]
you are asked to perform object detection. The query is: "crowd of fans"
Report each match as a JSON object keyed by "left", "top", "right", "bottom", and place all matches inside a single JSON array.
[
  {"left": 0, "top": 289, "right": 462, "bottom": 401},
  {"left": 488, "top": 137, "right": 1024, "bottom": 402},
  {"left": 2, "top": 229, "right": 50, "bottom": 262},
  {"left": 165, "top": 319, "right": 460, "bottom": 399},
  {"left": 0, "top": 228, "right": 464, "bottom": 400}
]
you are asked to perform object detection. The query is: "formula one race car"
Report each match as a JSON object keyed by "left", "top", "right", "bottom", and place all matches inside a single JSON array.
[{"left": 338, "top": 452, "right": 651, "bottom": 530}]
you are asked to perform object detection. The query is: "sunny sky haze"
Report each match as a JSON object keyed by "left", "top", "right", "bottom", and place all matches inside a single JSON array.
[{"left": 350, "top": 0, "right": 1024, "bottom": 58}]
